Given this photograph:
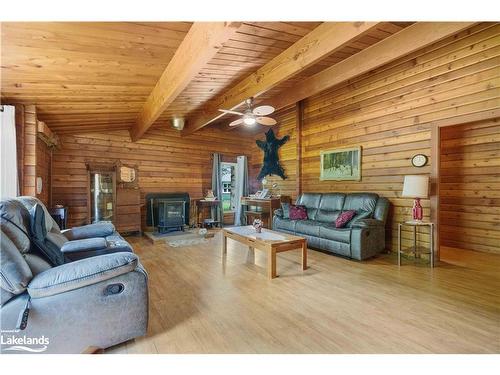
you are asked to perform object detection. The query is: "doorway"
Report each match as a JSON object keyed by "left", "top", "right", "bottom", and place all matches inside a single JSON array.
[
  {"left": 437, "top": 118, "right": 499, "bottom": 257},
  {"left": 220, "top": 162, "right": 237, "bottom": 225}
]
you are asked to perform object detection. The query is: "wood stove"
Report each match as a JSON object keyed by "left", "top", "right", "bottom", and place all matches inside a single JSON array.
[
  {"left": 145, "top": 193, "right": 190, "bottom": 233},
  {"left": 157, "top": 199, "right": 186, "bottom": 233}
]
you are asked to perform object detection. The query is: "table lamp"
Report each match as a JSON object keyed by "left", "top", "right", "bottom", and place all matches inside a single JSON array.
[{"left": 402, "top": 175, "right": 429, "bottom": 222}]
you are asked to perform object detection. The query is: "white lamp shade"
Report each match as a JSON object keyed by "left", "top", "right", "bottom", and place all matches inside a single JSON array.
[{"left": 402, "top": 175, "right": 429, "bottom": 198}]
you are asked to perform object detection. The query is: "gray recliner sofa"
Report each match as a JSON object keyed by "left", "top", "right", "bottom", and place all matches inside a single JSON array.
[
  {"left": 17, "top": 196, "right": 133, "bottom": 264},
  {"left": 273, "top": 193, "right": 389, "bottom": 260},
  {"left": 1, "top": 198, "right": 148, "bottom": 353}
]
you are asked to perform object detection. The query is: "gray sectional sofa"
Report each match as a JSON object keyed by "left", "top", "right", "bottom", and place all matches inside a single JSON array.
[
  {"left": 0, "top": 197, "right": 148, "bottom": 353},
  {"left": 273, "top": 193, "right": 389, "bottom": 260}
]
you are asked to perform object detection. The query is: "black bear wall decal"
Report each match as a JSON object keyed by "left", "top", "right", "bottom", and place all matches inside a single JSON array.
[{"left": 256, "top": 129, "right": 290, "bottom": 180}]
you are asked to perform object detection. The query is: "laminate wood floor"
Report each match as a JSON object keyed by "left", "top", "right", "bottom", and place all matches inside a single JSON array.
[{"left": 106, "top": 231, "right": 500, "bottom": 354}]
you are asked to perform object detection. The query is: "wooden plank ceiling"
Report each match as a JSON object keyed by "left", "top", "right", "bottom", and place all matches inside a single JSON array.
[{"left": 1, "top": 22, "right": 413, "bottom": 135}]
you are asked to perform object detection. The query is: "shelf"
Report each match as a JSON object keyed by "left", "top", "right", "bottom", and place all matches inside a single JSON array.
[
  {"left": 245, "top": 210, "right": 269, "bottom": 216},
  {"left": 399, "top": 245, "right": 432, "bottom": 255}
]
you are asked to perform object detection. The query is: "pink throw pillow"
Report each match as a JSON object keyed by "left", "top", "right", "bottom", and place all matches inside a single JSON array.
[
  {"left": 289, "top": 205, "right": 308, "bottom": 220},
  {"left": 335, "top": 210, "right": 356, "bottom": 228}
]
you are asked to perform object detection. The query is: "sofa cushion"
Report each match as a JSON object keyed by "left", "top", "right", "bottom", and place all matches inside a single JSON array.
[
  {"left": 373, "top": 197, "right": 390, "bottom": 223},
  {"left": 0, "top": 228, "right": 33, "bottom": 295},
  {"left": 63, "top": 222, "right": 115, "bottom": 241},
  {"left": 319, "top": 193, "right": 346, "bottom": 211},
  {"left": 346, "top": 210, "right": 373, "bottom": 228},
  {"left": 335, "top": 210, "right": 356, "bottom": 228},
  {"left": 61, "top": 238, "right": 108, "bottom": 254},
  {"left": 316, "top": 193, "right": 345, "bottom": 222},
  {"left": 273, "top": 217, "right": 297, "bottom": 233},
  {"left": 342, "top": 193, "right": 379, "bottom": 213},
  {"left": 0, "top": 199, "right": 32, "bottom": 254},
  {"left": 295, "top": 220, "right": 320, "bottom": 237},
  {"left": 319, "top": 224, "right": 351, "bottom": 244},
  {"left": 296, "top": 193, "right": 322, "bottom": 220},
  {"left": 281, "top": 202, "right": 290, "bottom": 219}
]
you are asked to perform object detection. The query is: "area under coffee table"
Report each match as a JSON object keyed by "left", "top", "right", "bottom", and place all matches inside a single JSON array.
[{"left": 222, "top": 226, "right": 307, "bottom": 279}]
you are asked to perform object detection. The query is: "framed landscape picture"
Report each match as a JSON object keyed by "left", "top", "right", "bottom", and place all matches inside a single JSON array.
[{"left": 320, "top": 146, "right": 361, "bottom": 181}]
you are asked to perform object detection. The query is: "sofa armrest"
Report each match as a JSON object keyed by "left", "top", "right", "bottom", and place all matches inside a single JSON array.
[
  {"left": 28, "top": 252, "right": 138, "bottom": 298},
  {"left": 60, "top": 238, "right": 108, "bottom": 254},
  {"left": 274, "top": 208, "right": 283, "bottom": 218},
  {"left": 63, "top": 222, "right": 115, "bottom": 240},
  {"left": 351, "top": 218, "right": 385, "bottom": 229}
]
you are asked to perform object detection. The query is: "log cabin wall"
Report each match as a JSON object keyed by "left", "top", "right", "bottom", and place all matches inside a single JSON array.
[
  {"left": 36, "top": 137, "right": 52, "bottom": 206},
  {"left": 14, "top": 104, "right": 53, "bottom": 205},
  {"left": 439, "top": 118, "right": 500, "bottom": 254},
  {"left": 249, "top": 105, "right": 299, "bottom": 200},
  {"left": 15, "top": 105, "right": 37, "bottom": 196},
  {"left": 250, "top": 23, "right": 499, "bottom": 252},
  {"left": 51, "top": 126, "right": 256, "bottom": 228}
]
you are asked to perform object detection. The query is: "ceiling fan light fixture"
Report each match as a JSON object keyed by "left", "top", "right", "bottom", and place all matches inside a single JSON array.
[{"left": 243, "top": 113, "right": 256, "bottom": 126}]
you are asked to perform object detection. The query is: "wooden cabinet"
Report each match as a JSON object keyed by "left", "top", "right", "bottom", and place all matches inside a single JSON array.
[{"left": 116, "top": 188, "right": 141, "bottom": 234}]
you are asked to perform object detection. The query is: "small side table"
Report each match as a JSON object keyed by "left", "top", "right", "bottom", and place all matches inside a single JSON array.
[
  {"left": 50, "top": 206, "right": 68, "bottom": 230},
  {"left": 398, "top": 221, "right": 434, "bottom": 267},
  {"left": 195, "top": 199, "right": 222, "bottom": 228}
]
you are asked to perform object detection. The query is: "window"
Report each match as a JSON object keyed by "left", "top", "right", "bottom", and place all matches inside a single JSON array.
[
  {"left": 221, "top": 162, "right": 236, "bottom": 212},
  {"left": 0, "top": 105, "right": 18, "bottom": 198}
]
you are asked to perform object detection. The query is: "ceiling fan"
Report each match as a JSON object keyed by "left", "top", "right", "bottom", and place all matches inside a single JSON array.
[{"left": 218, "top": 98, "right": 276, "bottom": 127}]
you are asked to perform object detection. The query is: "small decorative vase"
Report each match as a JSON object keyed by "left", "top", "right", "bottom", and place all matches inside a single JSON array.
[
  {"left": 252, "top": 219, "right": 263, "bottom": 233},
  {"left": 412, "top": 198, "right": 423, "bottom": 221}
]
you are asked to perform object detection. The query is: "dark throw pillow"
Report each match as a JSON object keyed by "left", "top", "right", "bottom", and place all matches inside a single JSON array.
[
  {"left": 289, "top": 205, "right": 308, "bottom": 220},
  {"left": 335, "top": 210, "right": 356, "bottom": 228},
  {"left": 281, "top": 202, "right": 290, "bottom": 219}
]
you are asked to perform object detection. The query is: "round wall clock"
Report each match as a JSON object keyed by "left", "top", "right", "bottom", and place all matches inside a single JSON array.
[{"left": 411, "top": 154, "right": 428, "bottom": 167}]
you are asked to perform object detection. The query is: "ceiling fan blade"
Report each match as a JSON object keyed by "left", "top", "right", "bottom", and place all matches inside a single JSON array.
[
  {"left": 229, "top": 118, "right": 244, "bottom": 127},
  {"left": 219, "top": 109, "right": 244, "bottom": 116},
  {"left": 253, "top": 105, "right": 275, "bottom": 116},
  {"left": 256, "top": 117, "right": 277, "bottom": 126}
]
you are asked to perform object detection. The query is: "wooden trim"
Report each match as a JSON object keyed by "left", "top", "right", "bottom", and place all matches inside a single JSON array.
[
  {"left": 182, "top": 22, "right": 380, "bottom": 135},
  {"left": 130, "top": 22, "right": 242, "bottom": 141},
  {"left": 295, "top": 101, "right": 304, "bottom": 197},
  {"left": 430, "top": 125, "right": 440, "bottom": 261},
  {"left": 37, "top": 120, "right": 59, "bottom": 148},
  {"left": 266, "top": 22, "right": 476, "bottom": 112},
  {"left": 15, "top": 105, "right": 25, "bottom": 193},
  {"left": 430, "top": 109, "right": 500, "bottom": 261}
]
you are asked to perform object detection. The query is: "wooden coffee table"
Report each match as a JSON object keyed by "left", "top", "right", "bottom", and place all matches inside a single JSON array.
[{"left": 222, "top": 226, "right": 307, "bottom": 279}]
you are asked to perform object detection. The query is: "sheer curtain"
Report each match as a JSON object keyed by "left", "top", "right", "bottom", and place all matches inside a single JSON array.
[
  {"left": 211, "top": 153, "right": 223, "bottom": 224},
  {"left": 0, "top": 105, "right": 18, "bottom": 198},
  {"left": 234, "top": 155, "right": 249, "bottom": 226}
]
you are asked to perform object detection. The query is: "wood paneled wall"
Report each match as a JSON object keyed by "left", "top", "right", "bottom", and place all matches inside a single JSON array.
[
  {"left": 250, "top": 22, "right": 499, "bottom": 252},
  {"left": 51, "top": 126, "right": 256, "bottom": 228},
  {"left": 36, "top": 137, "right": 51, "bottom": 206},
  {"left": 14, "top": 104, "right": 52, "bottom": 205},
  {"left": 15, "top": 105, "right": 37, "bottom": 196},
  {"left": 249, "top": 105, "right": 299, "bottom": 200},
  {"left": 439, "top": 118, "right": 500, "bottom": 254}
]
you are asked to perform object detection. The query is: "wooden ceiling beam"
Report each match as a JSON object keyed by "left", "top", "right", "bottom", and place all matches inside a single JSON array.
[
  {"left": 264, "top": 22, "right": 477, "bottom": 112},
  {"left": 129, "top": 22, "right": 241, "bottom": 141},
  {"left": 181, "top": 22, "right": 381, "bottom": 135}
]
